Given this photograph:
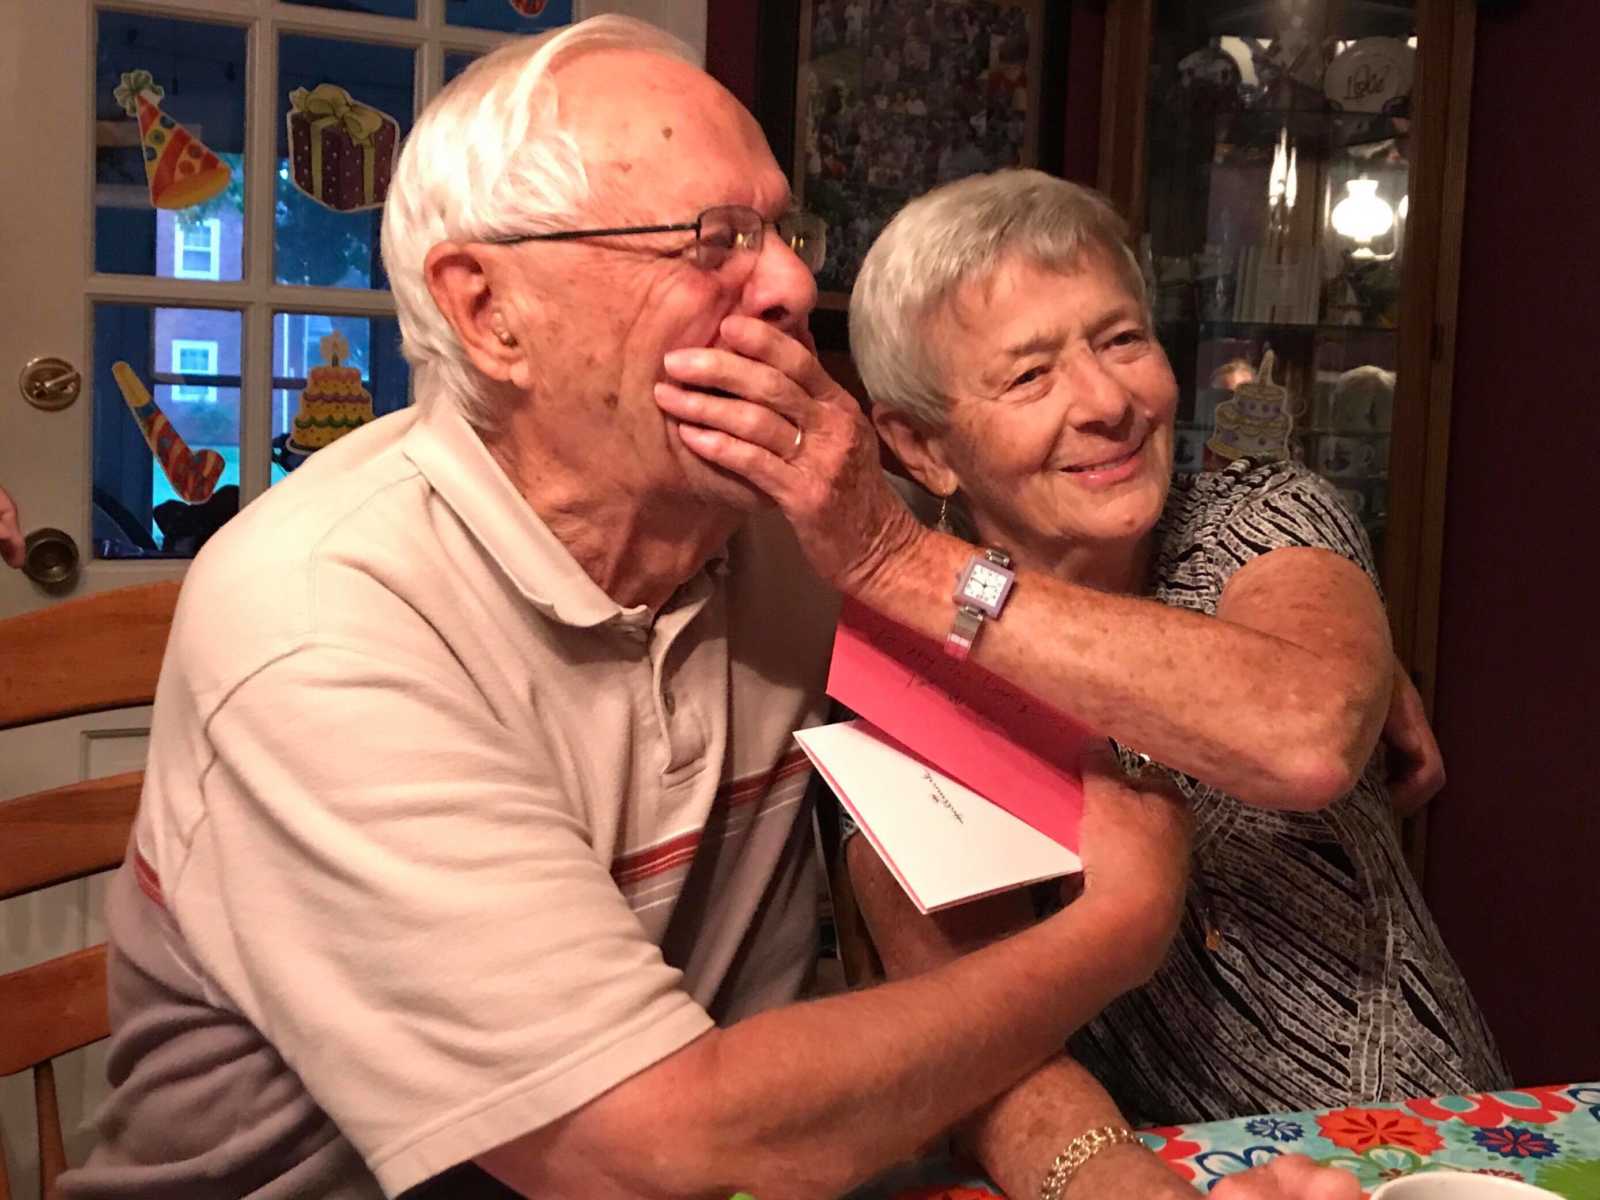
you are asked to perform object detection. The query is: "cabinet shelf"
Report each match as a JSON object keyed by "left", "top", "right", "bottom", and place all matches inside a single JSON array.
[
  {"left": 1159, "top": 318, "right": 1400, "bottom": 338},
  {"left": 1155, "top": 106, "right": 1411, "bottom": 157},
  {"left": 1191, "top": 0, "right": 1414, "bottom": 40}
]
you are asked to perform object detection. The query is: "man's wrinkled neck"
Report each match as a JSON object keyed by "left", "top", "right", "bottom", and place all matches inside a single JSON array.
[{"left": 480, "top": 412, "right": 739, "bottom": 614}]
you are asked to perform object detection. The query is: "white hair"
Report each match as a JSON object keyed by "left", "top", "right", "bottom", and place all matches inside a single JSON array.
[
  {"left": 380, "top": 15, "right": 698, "bottom": 430},
  {"left": 849, "top": 169, "right": 1146, "bottom": 430}
]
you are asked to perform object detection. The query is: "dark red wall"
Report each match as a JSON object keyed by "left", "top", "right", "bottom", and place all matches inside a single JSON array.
[
  {"left": 1423, "top": 1, "right": 1600, "bottom": 1085},
  {"left": 704, "top": 1, "right": 759, "bottom": 113}
]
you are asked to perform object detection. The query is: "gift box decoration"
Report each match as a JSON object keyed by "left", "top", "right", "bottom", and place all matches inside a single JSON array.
[{"left": 286, "top": 83, "right": 399, "bottom": 213}]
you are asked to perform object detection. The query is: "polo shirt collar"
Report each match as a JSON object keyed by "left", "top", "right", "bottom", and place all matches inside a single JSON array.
[{"left": 402, "top": 399, "right": 727, "bottom": 629}]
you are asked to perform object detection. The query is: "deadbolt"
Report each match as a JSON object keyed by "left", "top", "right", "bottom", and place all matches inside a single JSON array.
[
  {"left": 22, "top": 527, "right": 81, "bottom": 589},
  {"left": 19, "top": 356, "right": 83, "bottom": 411}
]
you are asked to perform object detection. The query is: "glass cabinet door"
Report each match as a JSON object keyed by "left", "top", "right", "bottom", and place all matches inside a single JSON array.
[{"left": 1140, "top": 0, "right": 1418, "bottom": 567}]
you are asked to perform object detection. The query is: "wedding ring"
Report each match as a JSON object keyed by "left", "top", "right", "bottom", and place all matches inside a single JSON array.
[{"left": 788, "top": 425, "right": 804, "bottom": 459}]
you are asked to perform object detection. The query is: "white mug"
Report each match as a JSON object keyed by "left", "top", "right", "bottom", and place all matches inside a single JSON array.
[
  {"left": 1315, "top": 435, "right": 1379, "bottom": 476},
  {"left": 1371, "top": 1171, "right": 1560, "bottom": 1199},
  {"left": 1172, "top": 426, "right": 1206, "bottom": 471}
]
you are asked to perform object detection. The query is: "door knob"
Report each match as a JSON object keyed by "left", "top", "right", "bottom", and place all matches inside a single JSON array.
[
  {"left": 19, "top": 356, "right": 83, "bottom": 411},
  {"left": 21, "top": 527, "right": 80, "bottom": 589}
]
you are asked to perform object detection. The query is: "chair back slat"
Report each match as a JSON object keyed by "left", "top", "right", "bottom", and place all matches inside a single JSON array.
[
  {"left": 0, "top": 774, "right": 143, "bottom": 902},
  {"left": 34, "top": 1060, "right": 66, "bottom": 1198},
  {"left": 0, "top": 583, "right": 176, "bottom": 1196},
  {"left": 0, "top": 582, "right": 178, "bottom": 731},
  {"left": 0, "top": 945, "right": 110, "bottom": 1078}
]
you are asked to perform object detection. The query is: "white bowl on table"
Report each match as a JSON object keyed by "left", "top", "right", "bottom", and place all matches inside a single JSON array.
[{"left": 1371, "top": 1172, "right": 1560, "bottom": 1198}]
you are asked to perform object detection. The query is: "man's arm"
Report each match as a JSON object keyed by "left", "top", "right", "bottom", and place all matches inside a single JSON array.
[
  {"left": 848, "top": 789, "right": 1359, "bottom": 1200},
  {"left": 478, "top": 755, "right": 1192, "bottom": 1200},
  {"left": 845, "top": 791, "right": 1199, "bottom": 1200}
]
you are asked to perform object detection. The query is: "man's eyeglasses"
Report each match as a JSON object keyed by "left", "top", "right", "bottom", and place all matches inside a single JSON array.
[{"left": 486, "top": 205, "right": 828, "bottom": 276}]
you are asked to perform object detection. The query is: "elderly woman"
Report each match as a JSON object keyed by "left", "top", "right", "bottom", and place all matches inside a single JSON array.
[
  {"left": 850, "top": 168, "right": 1508, "bottom": 1124},
  {"left": 655, "top": 166, "right": 1507, "bottom": 1132}
]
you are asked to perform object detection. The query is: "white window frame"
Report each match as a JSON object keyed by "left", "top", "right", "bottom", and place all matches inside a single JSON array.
[
  {"left": 171, "top": 338, "right": 219, "bottom": 404},
  {"left": 172, "top": 217, "right": 222, "bottom": 280}
]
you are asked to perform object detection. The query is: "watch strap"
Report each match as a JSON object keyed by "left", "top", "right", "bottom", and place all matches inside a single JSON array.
[{"left": 945, "top": 605, "right": 984, "bottom": 660}]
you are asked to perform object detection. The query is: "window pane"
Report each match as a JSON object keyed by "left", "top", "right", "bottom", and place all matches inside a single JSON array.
[
  {"left": 270, "top": 312, "right": 408, "bottom": 483},
  {"left": 282, "top": 0, "right": 417, "bottom": 18},
  {"left": 93, "top": 304, "right": 243, "bottom": 559},
  {"left": 95, "top": 12, "right": 246, "bottom": 280},
  {"left": 445, "top": 0, "right": 572, "bottom": 34},
  {"left": 276, "top": 36, "right": 415, "bottom": 288}
]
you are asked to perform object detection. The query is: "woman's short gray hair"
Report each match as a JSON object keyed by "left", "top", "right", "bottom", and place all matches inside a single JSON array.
[
  {"left": 380, "top": 16, "right": 697, "bottom": 430},
  {"left": 849, "top": 169, "right": 1145, "bottom": 430}
]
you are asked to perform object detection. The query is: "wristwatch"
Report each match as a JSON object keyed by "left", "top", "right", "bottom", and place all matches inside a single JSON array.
[{"left": 945, "top": 548, "right": 1015, "bottom": 660}]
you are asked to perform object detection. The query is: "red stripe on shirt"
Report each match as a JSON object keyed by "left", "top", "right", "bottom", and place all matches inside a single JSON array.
[
  {"left": 133, "top": 848, "right": 166, "bottom": 909},
  {"left": 610, "top": 748, "right": 813, "bottom": 885}
]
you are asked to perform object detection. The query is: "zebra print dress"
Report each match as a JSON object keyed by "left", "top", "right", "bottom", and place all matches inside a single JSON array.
[{"left": 1069, "top": 457, "right": 1509, "bottom": 1125}]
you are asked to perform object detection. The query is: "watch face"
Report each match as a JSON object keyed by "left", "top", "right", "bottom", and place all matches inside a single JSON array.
[{"left": 962, "top": 562, "right": 1007, "bottom": 608}]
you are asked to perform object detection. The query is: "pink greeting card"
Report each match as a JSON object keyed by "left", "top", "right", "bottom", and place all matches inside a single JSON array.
[{"left": 825, "top": 598, "right": 1095, "bottom": 850}]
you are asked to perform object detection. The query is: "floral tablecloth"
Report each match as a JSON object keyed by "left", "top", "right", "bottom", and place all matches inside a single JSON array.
[
  {"left": 853, "top": 1084, "right": 1600, "bottom": 1199},
  {"left": 1143, "top": 1083, "right": 1600, "bottom": 1196}
]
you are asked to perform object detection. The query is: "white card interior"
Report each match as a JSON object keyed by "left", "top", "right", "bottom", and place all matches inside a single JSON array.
[{"left": 795, "top": 719, "right": 1082, "bottom": 914}]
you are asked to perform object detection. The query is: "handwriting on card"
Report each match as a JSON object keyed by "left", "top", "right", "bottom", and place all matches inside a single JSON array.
[
  {"left": 795, "top": 720, "right": 1082, "bottom": 913},
  {"left": 923, "top": 769, "right": 965, "bottom": 824},
  {"left": 827, "top": 598, "right": 1094, "bottom": 850}
]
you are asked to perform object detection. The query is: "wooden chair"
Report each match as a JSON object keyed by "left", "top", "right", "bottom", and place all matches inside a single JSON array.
[{"left": 0, "top": 582, "right": 179, "bottom": 1199}]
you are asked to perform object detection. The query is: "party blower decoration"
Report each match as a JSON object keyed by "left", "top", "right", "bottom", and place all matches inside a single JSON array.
[
  {"left": 114, "top": 70, "right": 233, "bottom": 211},
  {"left": 111, "top": 362, "right": 225, "bottom": 504},
  {"left": 286, "top": 83, "right": 399, "bottom": 212}
]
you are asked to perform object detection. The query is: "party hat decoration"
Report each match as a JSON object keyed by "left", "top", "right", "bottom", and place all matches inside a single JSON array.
[
  {"left": 111, "top": 362, "right": 225, "bottom": 503},
  {"left": 114, "top": 70, "right": 232, "bottom": 211}
]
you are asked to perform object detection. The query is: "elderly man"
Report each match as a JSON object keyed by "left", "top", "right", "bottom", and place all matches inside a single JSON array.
[{"left": 64, "top": 16, "right": 1357, "bottom": 1200}]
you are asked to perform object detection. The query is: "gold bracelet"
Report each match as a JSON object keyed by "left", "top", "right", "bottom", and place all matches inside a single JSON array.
[{"left": 1039, "top": 1125, "right": 1140, "bottom": 1200}]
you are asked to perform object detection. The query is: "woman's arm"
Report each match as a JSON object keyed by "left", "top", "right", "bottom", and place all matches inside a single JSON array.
[
  {"left": 655, "top": 319, "right": 1392, "bottom": 810},
  {"left": 1383, "top": 658, "right": 1447, "bottom": 817},
  {"left": 847, "top": 529, "right": 1391, "bottom": 810}
]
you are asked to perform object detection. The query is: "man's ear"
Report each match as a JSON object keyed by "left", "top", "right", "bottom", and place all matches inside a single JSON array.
[
  {"left": 872, "top": 406, "right": 959, "bottom": 500},
  {"left": 424, "top": 242, "right": 533, "bottom": 387}
]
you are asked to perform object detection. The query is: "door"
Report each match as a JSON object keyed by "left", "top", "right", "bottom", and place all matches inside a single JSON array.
[{"left": 0, "top": 1, "right": 707, "bottom": 1191}]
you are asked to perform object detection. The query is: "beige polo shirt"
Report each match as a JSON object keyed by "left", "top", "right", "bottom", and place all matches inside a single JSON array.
[{"left": 64, "top": 400, "right": 837, "bottom": 1198}]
